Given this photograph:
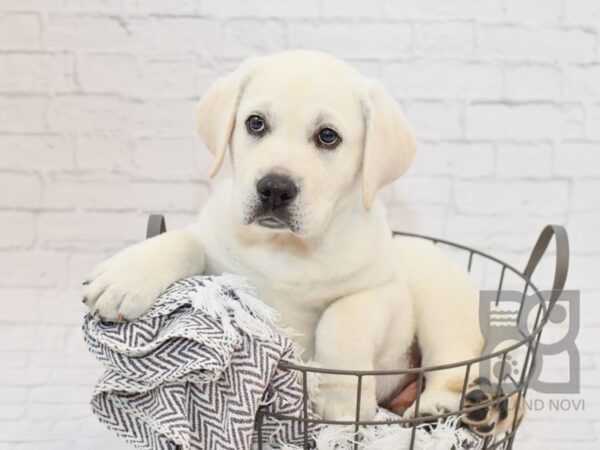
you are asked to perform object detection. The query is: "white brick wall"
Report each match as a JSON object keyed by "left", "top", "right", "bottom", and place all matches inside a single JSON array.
[{"left": 0, "top": 0, "right": 598, "bottom": 448}]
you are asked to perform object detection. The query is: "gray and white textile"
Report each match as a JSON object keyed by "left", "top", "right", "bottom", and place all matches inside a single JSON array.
[{"left": 83, "top": 275, "right": 312, "bottom": 450}]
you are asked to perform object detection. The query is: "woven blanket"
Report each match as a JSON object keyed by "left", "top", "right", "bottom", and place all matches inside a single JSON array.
[
  {"left": 83, "top": 275, "right": 313, "bottom": 450},
  {"left": 83, "top": 275, "right": 485, "bottom": 450}
]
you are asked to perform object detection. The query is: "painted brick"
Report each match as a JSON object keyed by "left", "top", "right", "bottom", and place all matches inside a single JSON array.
[
  {"left": 496, "top": 142, "right": 553, "bottom": 178},
  {"left": 565, "top": 1, "right": 600, "bottom": 24},
  {"left": 0, "top": 325, "right": 62, "bottom": 351},
  {"left": 454, "top": 180, "right": 569, "bottom": 214},
  {"left": 0, "top": 251, "right": 67, "bottom": 287},
  {"left": 133, "top": 136, "right": 208, "bottom": 180},
  {"left": 0, "top": 289, "right": 39, "bottom": 322},
  {"left": 132, "top": 99, "right": 197, "bottom": 136},
  {"left": 288, "top": 22, "right": 412, "bottom": 59},
  {"left": 321, "top": 0, "right": 385, "bottom": 18},
  {"left": 0, "top": 13, "right": 41, "bottom": 49},
  {"left": 44, "top": 15, "right": 150, "bottom": 52},
  {"left": 467, "top": 103, "right": 572, "bottom": 139},
  {"left": 42, "top": 176, "right": 208, "bottom": 214},
  {"left": 151, "top": 18, "right": 222, "bottom": 55},
  {"left": 505, "top": 65, "right": 563, "bottom": 99},
  {"left": 505, "top": 0, "right": 563, "bottom": 22},
  {"left": 124, "top": 0, "right": 196, "bottom": 15},
  {"left": 222, "top": 20, "right": 286, "bottom": 59},
  {"left": 555, "top": 142, "right": 600, "bottom": 177},
  {"left": 0, "top": 0, "right": 66, "bottom": 9},
  {"left": 413, "top": 21, "right": 474, "bottom": 57},
  {"left": 139, "top": 57, "right": 195, "bottom": 98},
  {"left": 0, "top": 96, "right": 46, "bottom": 133},
  {"left": 383, "top": 0, "right": 503, "bottom": 20},
  {"left": 0, "top": 213, "right": 35, "bottom": 248},
  {"left": 589, "top": 104, "right": 600, "bottom": 140},
  {"left": 573, "top": 180, "right": 600, "bottom": 211},
  {"left": 75, "top": 133, "right": 132, "bottom": 171},
  {"left": 63, "top": 0, "right": 123, "bottom": 12},
  {"left": 405, "top": 101, "right": 463, "bottom": 139},
  {"left": 77, "top": 54, "right": 138, "bottom": 94},
  {"left": 392, "top": 177, "right": 452, "bottom": 205},
  {"left": 408, "top": 141, "right": 495, "bottom": 178},
  {"left": 0, "top": 53, "right": 72, "bottom": 92},
  {"left": 0, "top": 135, "right": 75, "bottom": 171},
  {"left": 383, "top": 61, "right": 503, "bottom": 98},
  {"left": 566, "top": 65, "right": 600, "bottom": 100},
  {"left": 203, "top": 0, "right": 319, "bottom": 18},
  {"left": 0, "top": 173, "right": 42, "bottom": 209},
  {"left": 568, "top": 212, "right": 600, "bottom": 253},
  {"left": 37, "top": 211, "right": 143, "bottom": 250},
  {"left": 478, "top": 26, "right": 596, "bottom": 62},
  {"left": 47, "top": 95, "right": 134, "bottom": 133}
]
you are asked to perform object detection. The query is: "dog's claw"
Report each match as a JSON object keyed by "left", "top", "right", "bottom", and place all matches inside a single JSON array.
[
  {"left": 82, "top": 280, "right": 90, "bottom": 286},
  {"left": 93, "top": 309, "right": 100, "bottom": 317},
  {"left": 116, "top": 314, "right": 124, "bottom": 323}
]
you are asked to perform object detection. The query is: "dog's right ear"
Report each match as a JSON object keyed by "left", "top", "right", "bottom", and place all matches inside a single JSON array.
[{"left": 196, "top": 58, "right": 258, "bottom": 177}]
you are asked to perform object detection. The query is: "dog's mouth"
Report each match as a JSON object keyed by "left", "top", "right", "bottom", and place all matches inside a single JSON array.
[
  {"left": 257, "top": 216, "right": 287, "bottom": 229},
  {"left": 247, "top": 202, "right": 296, "bottom": 232}
]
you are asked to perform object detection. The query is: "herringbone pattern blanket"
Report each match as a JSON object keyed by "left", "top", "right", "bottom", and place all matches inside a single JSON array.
[{"left": 83, "top": 275, "right": 313, "bottom": 450}]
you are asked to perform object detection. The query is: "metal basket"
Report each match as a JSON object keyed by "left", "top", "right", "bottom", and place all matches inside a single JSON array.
[{"left": 146, "top": 215, "right": 569, "bottom": 450}]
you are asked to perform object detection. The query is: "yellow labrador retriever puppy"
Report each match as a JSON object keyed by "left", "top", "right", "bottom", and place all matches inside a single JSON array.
[{"left": 84, "top": 51, "right": 520, "bottom": 435}]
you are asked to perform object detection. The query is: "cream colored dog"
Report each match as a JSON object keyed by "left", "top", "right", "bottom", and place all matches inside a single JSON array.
[{"left": 84, "top": 51, "right": 520, "bottom": 435}]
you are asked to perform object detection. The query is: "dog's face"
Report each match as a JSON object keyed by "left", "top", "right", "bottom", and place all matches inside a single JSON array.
[
  {"left": 229, "top": 57, "right": 367, "bottom": 236},
  {"left": 197, "top": 51, "right": 416, "bottom": 239}
]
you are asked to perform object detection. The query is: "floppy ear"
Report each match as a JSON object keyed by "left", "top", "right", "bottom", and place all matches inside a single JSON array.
[
  {"left": 361, "top": 81, "right": 416, "bottom": 212},
  {"left": 196, "top": 59, "right": 258, "bottom": 177}
]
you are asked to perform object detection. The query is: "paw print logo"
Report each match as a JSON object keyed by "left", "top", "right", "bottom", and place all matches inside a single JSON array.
[{"left": 492, "top": 354, "right": 520, "bottom": 381}]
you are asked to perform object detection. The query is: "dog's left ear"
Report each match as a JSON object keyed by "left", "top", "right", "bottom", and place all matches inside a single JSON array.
[
  {"left": 196, "top": 58, "right": 258, "bottom": 177},
  {"left": 361, "top": 81, "right": 416, "bottom": 212}
]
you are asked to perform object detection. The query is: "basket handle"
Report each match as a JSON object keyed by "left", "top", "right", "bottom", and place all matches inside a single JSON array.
[
  {"left": 523, "top": 224, "right": 569, "bottom": 316},
  {"left": 146, "top": 214, "right": 167, "bottom": 239}
]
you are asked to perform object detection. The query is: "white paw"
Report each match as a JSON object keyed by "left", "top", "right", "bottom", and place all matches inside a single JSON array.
[
  {"left": 403, "top": 388, "right": 460, "bottom": 419},
  {"left": 313, "top": 377, "right": 377, "bottom": 421},
  {"left": 83, "top": 244, "right": 168, "bottom": 321}
]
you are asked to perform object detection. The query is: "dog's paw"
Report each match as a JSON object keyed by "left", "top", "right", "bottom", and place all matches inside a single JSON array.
[
  {"left": 403, "top": 388, "right": 460, "bottom": 420},
  {"left": 314, "top": 377, "right": 377, "bottom": 421},
  {"left": 461, "top": 377, "right": 525, "bottom": 436},
  {"left": 83, "top": 244, "right": 167, "bottom": 321}
]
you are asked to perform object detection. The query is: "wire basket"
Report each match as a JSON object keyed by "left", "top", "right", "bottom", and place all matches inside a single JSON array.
[{"left": 146, "top": 215, "right": 569, "bottom": 450}]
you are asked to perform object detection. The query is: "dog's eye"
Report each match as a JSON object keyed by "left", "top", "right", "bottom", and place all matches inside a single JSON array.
[
  {"left": 316, "top": 128, "right": 340, "bottom": 149},
  {"left": 246, "top": 115, "right": 266, "bottom": 136}
]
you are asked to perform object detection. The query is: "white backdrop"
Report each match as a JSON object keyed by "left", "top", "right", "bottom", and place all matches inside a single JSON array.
[{"left": 0, "top": 1, "right": 599, "bottom": 449}]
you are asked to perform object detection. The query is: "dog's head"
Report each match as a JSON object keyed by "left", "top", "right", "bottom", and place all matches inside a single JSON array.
[{"left": 197, "top": 51, "right": 415, "bottom": 238}]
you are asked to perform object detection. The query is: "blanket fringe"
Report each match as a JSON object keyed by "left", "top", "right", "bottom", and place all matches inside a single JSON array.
[
  {"left": 189, "top": 274, "right": 280, "bottom": 342},
  {"left": 278, "top": 413, "right": 483, "bottom": 450}
]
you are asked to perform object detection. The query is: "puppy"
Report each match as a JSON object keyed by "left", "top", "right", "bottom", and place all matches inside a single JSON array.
[{"left": 83, "top": 51, "right": 521, "bottom": 434}]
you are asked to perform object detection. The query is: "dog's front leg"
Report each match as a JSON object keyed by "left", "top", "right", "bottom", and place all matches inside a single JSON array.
[
  {"left": 312, "top": 281, "right": 409, "bottom": 421},
  {"left": 83, "top": 228, "right": 205, "bottom": 321}
]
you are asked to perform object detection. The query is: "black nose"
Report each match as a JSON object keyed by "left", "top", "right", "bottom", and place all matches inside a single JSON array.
[{"left": 256, "top": 174, "right": 298, "bottom": 209}]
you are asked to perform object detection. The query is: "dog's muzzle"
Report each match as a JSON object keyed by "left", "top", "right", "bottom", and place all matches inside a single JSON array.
[{"left": 254, "top": 173, "right": 298, "bottom": 229}]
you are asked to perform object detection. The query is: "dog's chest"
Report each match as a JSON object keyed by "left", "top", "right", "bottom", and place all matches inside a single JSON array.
[
  {"left": 203, "top": 240, "right": 395, "bottom": 357},
  {"left": 204, "top": 239, "right": 391, "bottom": 307}
]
